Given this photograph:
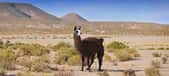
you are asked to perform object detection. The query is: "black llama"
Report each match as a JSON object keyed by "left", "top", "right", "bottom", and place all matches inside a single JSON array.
[{"left": 73, "top": 26, "right": 104, "bottom": 71}]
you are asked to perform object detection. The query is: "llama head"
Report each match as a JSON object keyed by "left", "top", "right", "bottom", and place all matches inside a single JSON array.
[{"left": 73, "top": 26, "right": 81, "bottom": 36}]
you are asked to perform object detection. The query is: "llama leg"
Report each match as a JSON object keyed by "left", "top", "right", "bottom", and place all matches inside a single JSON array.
[
  {"left": 81, "top": 56, "right": 85, "bottom": 71},
  {"left": 98, "top": 58, "right": 103, "bottom": 71},
  {"left": 86, "top": 56, "right": 91, "bottom": 71},
  {"left": 97, "top": 52, "right": 104, "bottom": 71},
  {"left": 89, "top": 56, "right": 94, "bottom": 69}
]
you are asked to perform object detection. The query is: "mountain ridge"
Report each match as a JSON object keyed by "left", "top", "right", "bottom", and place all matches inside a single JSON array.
[{"left": 0, "top": 2, "right": 169, "bottom": 35}]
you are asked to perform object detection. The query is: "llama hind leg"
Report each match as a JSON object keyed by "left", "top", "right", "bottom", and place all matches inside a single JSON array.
[
  {"left": 81, "top": 56, "right": 85, "bottom": 71},
  {"left": 88, "top": 56, "right": 94, "bottom": 70},
  {"left": 86, "top": 57, "right": 91, "bottom": 72}
]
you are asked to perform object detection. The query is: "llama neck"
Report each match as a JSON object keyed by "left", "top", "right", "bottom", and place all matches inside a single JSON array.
[{"left": 73, "top": 33, "right": 82, "bottom": 50}]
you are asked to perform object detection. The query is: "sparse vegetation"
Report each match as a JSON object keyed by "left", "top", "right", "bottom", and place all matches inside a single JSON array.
[
  {"left": 161, "top": 54, "right": 168, "bottom": 64},
  {"left": 51, "top": 42, "right": 72, "bottom": 51},
  {"left": 114, "top": 50, "right": 132, "bottom": 61},
  {"left": 11, "top": 43, "right": 49, "bottom": 56},
  {"left": 0, "top": 69, "right": 6, "bottom": 76},
  {"left": 151, "top": 60, "right": 161, "bottom": 68},
  {"left": 106, "top": 41, "right": 129, "bottom": 52},
  {"left": 145, "top": 67, "right": 160, "bottom": 76},
  {"left": 16, "top": 72, "right": 34, "bottom": 76},
  {"left": 152, "top": 52, "right": 161, "bottom": 57},
  {"left": 52, "top": 42, "right": 80, "bottom": 65},
  {"left": 104, "top": 54, "right": 112, "bottom": 62},
  {"left": 0, "top": 48, "right": 16, "bottom": 70},
  {"left": 106, "top": 41, "right": 139, "bottom": 61},
  {"left": 30, "top": 59, "right": 48, "bottom": 72},
  {"left": 157, "top": 47, "right": 165, "bottom": 50},
  {"left": 147, "top": 48, "right": 156, "bottom": 50},
  {"left": 123, "top": 69, "right": 136, "bottom": 76}
]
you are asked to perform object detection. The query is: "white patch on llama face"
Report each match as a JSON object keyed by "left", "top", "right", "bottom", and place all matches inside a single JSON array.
[{"left": 77, "top": 29, "right": 81, "bottom": 36}]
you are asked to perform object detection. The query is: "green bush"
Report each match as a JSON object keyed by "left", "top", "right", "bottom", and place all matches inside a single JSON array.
[
  {"left": 0, "top": 48, "right": 16, "bottom": 70},
  {"left": 30, "top": 60, "right": 47, "bottom": 72},
  {"left": 52, "top": 42, "right": 72, "bottom": 51},
  {"left": 107, "top": 41, "right": 129, "bottom": 51},
  {"left": 11, "top": 43, "right": 49, "bottom": 56},
  {"left": 114, "top": 50, "right": 132, "bottom": 61},
  {"left": 16, "top": 56, "right": 32, "bottom": 69},
  {"left": 125, "top": 48, "right": 140, "bottom": 57},
  {"left": 52, "top": 43, "right": 80, "bottom": 65},
  {"left": 104, "top": 54, "right": 112, "bottom": 62},
  {"left": 54, "top": 48, "right": 78, "bottom": 65},
  {"left": 67, "top": 55, "right": 81, "bottom": 65},
  {"left": 145, "top": 67, "right": 160, "bottom": 76},
  {"left": 0, "top": 69, "right": 6, "bottom": 76}
]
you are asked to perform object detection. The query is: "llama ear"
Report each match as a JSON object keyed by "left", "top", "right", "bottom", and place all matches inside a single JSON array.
[
  {"left": 79, "top": 26, "right": 81, "bottom": 30},
  {"left": 74, "top": 26, "right": 77, "bottom": 30}
]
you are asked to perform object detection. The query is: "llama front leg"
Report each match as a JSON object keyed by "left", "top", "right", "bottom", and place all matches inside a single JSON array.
[
  {"left": 81, "top": 56, "right": 85, "bottom": 71},
  {"left": 98, "top": 57, "right": 103, "bottom": 71},
  {"left": 86, "top": 56, "right": 91, "bottom": 72},
  {"left": 97, "top": 52, "right": 104, "bottom": 71}
]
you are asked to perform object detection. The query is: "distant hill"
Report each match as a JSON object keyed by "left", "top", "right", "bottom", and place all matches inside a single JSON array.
[
  {"left": 0, "top": 2, "right": 169, "bottom": 35},
  {"left": 61, "top": 12, "right": 88, "bottom": 24},
  {"left": 0, "top": 3, "right": 60, "bottom": 23}
]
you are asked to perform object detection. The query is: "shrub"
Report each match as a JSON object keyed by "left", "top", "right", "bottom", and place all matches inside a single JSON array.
[
  {"left": 104, "top": 54, "right": 112, "bottom": 62},
  {"left": 113, "top": 50, "right": 132, "bottom": 61},
  {"left": 123, "top": 69, "right": 136, "bottom": 76},
  {"left": 16, "top": 56, "right": 32, "bottom": 69},
  {"left": 151, "top": 60, "right": 161, "bottom": 68},
  {"left": 152, "top": 52, "right": 161, "bottom": 57},
  {"left": 96, "top": 71, "right": 109, "bottom": 76},
  {"left": 112, "top": 59, "right": 118, "bottom": 66},
  {"left": 161, "top": 54, "right": 168, "bottom": 64},
  {"left": 157, "top": 47, "right": 165, "bottom": 50},
  {"left": 52, "top": 42, "right": 72, "bottom": 51},
  {"left": 166, "top": 48, "right": 169, "bottom": 50},
  {"left": 125, "top": 48, "right": 140, "bottom": 57},
  {"left": 13, "top": 43, "right": 49, "bottom": 56},
  {"left": 30, "top": 59, "right": 48, "bottom": 72},
  {"left": 147, "top": 48, "right": 155, "bottom": 50},
  {"left": 0, "top": 48, "right": 16, "bottom": 70},
  {"left": 54, "top": 46, "right": 79, "bottom": 65},
  {"left": 0, "top": 40, "right": 3, "bottom": 48},
  {"left": 107, "top": 41, "right": 129, "bottom": 51},
  {"left": 144, "top": 67, "right": 160, "bottom": 76},
  {"left": 67, "top": 55, "right": 81, "bottom": 65},
  {"left": 0, "top": 69, "right": 6, "bottom": 76}
]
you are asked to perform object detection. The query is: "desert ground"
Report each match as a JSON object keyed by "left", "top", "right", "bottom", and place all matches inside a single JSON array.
[{"left": 0, "top": 34, "right": 169, "bottom": 76}]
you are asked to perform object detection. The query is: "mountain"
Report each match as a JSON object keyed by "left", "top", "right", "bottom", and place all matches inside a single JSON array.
[
  {"left": 0, "top": 3, "right": 61, "bottom": 24},
  {"left": 61, "top": 13, "right": 88, "bottom": 24},
  {"left": 0, "top": 2, "right": 169, "bottom": 35}
]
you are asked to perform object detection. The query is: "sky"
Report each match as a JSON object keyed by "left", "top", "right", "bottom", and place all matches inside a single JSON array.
[{"left": 0, "top": 0, "right": 169, "bottom": 24}]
